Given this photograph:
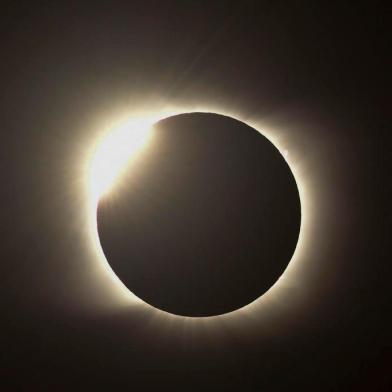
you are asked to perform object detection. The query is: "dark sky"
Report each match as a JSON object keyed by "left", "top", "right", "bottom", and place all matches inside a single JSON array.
[{"left": 1, "top": 1, "right": 389, "bottom": 390}]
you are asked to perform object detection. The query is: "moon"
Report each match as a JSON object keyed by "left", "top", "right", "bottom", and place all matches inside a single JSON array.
[{"left": 96, "top": 112, "right": 301, "bottom": 317}]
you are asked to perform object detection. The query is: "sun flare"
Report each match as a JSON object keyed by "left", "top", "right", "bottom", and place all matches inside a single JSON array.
[{"left": 88, "top": 117, "right": 155, "bottom": 202}]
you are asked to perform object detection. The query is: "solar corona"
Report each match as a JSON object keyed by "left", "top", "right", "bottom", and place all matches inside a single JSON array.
[{"left": 85, "top": 107, "right": 310, "bottom": 321}]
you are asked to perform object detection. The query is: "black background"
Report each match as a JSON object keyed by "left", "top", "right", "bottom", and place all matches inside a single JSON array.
[{"left": 1, "top": 1, "right": 389, "bottom": 390}]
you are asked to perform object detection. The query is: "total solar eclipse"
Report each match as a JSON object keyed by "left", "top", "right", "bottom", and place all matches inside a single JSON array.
[{"left": 96, "top": 112, "right": 301, "bottom": 317}]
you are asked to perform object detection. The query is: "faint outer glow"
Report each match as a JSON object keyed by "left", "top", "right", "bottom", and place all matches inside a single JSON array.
[{"left": 85, "top": 106, "right": 312, "bottom": 323}]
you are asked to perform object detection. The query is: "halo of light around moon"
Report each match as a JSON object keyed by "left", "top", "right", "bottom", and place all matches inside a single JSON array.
[{"left": 87, "top": 111, "right": 302, "bottom": 318}]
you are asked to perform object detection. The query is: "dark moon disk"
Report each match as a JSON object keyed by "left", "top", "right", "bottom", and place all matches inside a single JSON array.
[{"left": 97, "top": 113, "right": 301, "bottom": 317}]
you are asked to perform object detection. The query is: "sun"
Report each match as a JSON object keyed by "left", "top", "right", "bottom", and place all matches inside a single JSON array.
[{"left": 84, "top": 107, "right": 311, "bottom": 323}]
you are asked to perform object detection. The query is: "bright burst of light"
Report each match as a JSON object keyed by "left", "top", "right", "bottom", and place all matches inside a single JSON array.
[{"left": 88, "top": 117, "right": 154, "bottom": 202}]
